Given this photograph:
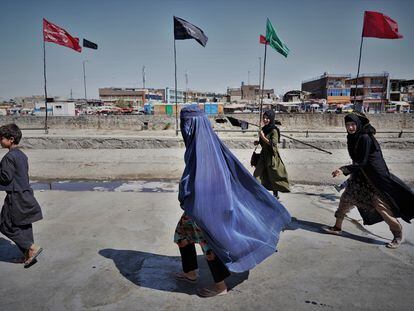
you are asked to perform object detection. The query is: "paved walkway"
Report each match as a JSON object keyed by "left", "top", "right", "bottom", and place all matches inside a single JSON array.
[{"left": 0, "top": 185, "right": 413, "bottom": 310}]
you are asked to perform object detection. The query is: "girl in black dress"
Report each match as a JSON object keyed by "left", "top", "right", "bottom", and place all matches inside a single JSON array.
[{"left": 324, "top": 112, "right": 414, "bottom": 249}]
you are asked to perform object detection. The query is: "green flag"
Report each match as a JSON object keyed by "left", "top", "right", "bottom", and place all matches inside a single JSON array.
[{"left": 266, "top": 18, "right": 289, "bottom": 57}]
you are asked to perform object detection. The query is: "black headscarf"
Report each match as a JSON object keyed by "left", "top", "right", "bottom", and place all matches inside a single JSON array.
[
  {"left": 262, "top": 110, "right": 281, "bottom": 142},
  {"left": 345, "top": 112, "right": 377, "bottom": 160}
]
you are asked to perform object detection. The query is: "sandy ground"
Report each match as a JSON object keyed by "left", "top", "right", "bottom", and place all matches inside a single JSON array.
[{"left": 0, "top": 148, "right": 410, "bottom": 186}]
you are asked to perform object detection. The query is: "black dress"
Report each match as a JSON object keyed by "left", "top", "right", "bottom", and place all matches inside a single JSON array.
[{"left": 340, "top": 133, "right": 414, "bottom": 224}]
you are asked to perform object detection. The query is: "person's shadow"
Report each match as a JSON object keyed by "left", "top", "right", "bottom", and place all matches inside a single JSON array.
[
  {"left": 286, "top": 217, "right": 386, "bottom": 245},
  {"left": 99, "top": 248, "right": 249, "bottom": 295},
  {"left": 0, "top": 237, "right": 23, "bottom": 263}
]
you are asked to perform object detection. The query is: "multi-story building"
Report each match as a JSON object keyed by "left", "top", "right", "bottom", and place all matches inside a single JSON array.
[
  {"left": 390, "top": 79, "right": 414, "bottom": 102},
  {"left": 99, "top": 88, "right": 165, "bottom": 106},
  {"left": 164, "top": 87, "right": 185, "bottom": 104},
  {"left": 283, "top": 90, "right": 311, "bottom": 102},
  {"left": 99, "top": 88, "right": 146, "bottom": 106},
  {"left": 345, "top": 72, "right": 389, "bottom": 112},
  {"left": 184, "top": 90, "right": 227, "bottom": 103},
  {"left": 389, "top": 79, "right": 414, "bottom": 112},
  {"left": 227, "top": 83, "right": 275, "bottom": 103},
  {"left": 301, "top": 73, "right": 351, "bottom": 105}
]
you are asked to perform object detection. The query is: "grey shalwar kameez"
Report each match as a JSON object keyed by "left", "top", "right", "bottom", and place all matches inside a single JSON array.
[{"left": 0, "top": 148, "right": 42, "bottom": 254}]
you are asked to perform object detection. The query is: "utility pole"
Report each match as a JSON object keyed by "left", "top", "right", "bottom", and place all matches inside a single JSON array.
[
  {"left": 248, "top": 70, "right": 251, "bottom": 85},
  {"left": 142, "top": 66, "right": 146, "bottom": 89},
  {"left": 185, "top": 70, "right": 189, "bottom": 103}
]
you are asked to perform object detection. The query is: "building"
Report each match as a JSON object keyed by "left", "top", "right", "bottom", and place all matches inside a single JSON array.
[
  {"left": 301, "top": 73, "right": 351, "bottom": 105},
  {"left": 12, "top": 95, "right": 44, "bottom": 109},
  {"left": 227, "top": 88, "right": 242, "bottom": 102},
  {"left": 164, "top": 87, "right": 185, "bottom": 104},
  {"left": 227, "top": 83, "right": 275, "bottom": 104},
  {"left": 345, "top": 72, "right": 389, "bottom": 112},
  {"left": 389, "top": 79, "right": 414, "bottom": 112},
  {"left": 99, "top": 88, "right": 146, "bottom": 106},
  {"left": 99, "top": 87, "right": 166, "bottom": 106},
  {"left": 390, "top": 79, "right": 414, "bottom": 102},
  {"left": 184, "top": 90, "right": 227, "bottom": 103},
  {"left": 34, "top": 101, "right": 76, "bottom": 116},
  {"left": 283, "top": 90, "right": 311, "bottom": 102}
]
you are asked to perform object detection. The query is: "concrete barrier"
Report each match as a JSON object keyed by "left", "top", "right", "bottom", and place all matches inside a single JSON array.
[{"left": 1, "top": 113, "right": 413, "bottom": 131}]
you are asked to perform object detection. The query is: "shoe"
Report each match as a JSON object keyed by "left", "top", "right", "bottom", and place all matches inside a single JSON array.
[
  {"left": 174, "top": 272, "right": 197, "bottom": 284},
  {"left": 322, "top": 226, "right": 342, "bottom": 235},
  {"left": 197, "top": 287, "right": 228, "bottom": 298}
]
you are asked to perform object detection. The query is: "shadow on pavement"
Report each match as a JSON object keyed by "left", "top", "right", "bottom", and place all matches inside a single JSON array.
[
  {"left": 0, "top": 238, "right": 23, "bottom": 263},
  {"left": 99, "top": 248, "right": 249, "bottom": 295},
  {"left": 293, "top": 191, "right": 340, "bottom": 202},
  {"left": 286, "top": 217, "right": 386, "bottom": 245}
]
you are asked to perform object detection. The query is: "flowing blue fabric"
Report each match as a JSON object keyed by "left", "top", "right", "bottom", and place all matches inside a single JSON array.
[{"left": 179, "top": 105, "right": 291, "bottom": 273}]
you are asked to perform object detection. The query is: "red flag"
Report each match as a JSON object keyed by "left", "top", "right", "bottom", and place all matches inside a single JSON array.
[
  {"left": 259, "top": 34, "right": 268, "bottom": 45},
  {"left": 362, "top": 11, "right": 403, "bottom": 39},
  {"left": 43, "top": 18, "right": 82, "bottom": 52}
]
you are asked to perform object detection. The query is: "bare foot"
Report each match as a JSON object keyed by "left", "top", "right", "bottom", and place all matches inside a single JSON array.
[{"left": 24, "top": 245, "right": 43, "bottom": 268}]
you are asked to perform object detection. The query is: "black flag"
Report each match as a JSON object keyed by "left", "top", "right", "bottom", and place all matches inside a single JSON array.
[
  {"left": 227, "top": 116, "right": 249, "bottom": 130},
  {"left": 174, "top": 16, "right": 208, "bottom": 47},
  {"left": 83, "top": 39, "right": 98, "bottom": 50}
]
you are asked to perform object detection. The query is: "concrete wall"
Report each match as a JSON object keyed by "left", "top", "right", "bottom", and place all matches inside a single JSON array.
[{"left": 0, "top": 113, "right": 413, "bottom": 131}]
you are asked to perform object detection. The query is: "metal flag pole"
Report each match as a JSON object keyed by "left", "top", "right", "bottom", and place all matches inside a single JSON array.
[
  {"left": 353, "top": 36, "right": 364, "bottom": 112},
  {"left": 43, "top": 40, "right": 48, "bottom": 134},
  {"left": 259, "top": 43, "right": 268, "bottom": 126},
  {"left": 83, "top": 60, "right": 88, "bottom": 103},
  {"left": 174, "top": 38, "right": 179, "bottom": 136},
  {"left": 258, "top": 56, "right": 262, "bottom": 94}
]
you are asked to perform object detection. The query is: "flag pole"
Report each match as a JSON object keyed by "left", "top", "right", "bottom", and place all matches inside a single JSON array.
[
  {"left": 353, "top": 36, "right": 364, "bottom": 112},
  {"left": 43, "top": 39, "right": 48, "bottom": 134},
  {"left": 174, "top": 39, "right": 178, "bottom": 136},
  {"left": 258, "top": 57, "right": 262, "bottom": 93},
  {"left": 83, "top": 60, "right": 88, "bottom": 103},
  {"left": 259, "top": 43, "right": 267, "bottom": 126}
]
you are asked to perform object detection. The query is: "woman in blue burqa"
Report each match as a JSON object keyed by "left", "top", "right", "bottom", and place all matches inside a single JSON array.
[{"left": 174, "top": 105, "right": 291, "bottom": 297}]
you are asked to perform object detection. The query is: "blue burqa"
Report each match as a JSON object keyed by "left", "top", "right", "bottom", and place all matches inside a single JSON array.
[{"left": 179, "top": 105, "right": 291, "bottom": 273}]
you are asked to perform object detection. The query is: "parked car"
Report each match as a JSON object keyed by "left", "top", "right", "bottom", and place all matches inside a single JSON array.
[
  {"left": 342, "top": 104, "right": 354, "bottom": 113},
  {"left": 325, "top": 106, "right": 338, "bottom": 114}
]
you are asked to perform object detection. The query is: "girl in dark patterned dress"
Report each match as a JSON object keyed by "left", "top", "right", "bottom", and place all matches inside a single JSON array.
[{"left": 323, "top": 112, "right": 414, "bottom": 248}]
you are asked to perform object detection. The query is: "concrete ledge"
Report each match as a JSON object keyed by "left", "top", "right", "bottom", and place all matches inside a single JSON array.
[{"left": 19, "top": 136, "right": 414, "bottom": 149}]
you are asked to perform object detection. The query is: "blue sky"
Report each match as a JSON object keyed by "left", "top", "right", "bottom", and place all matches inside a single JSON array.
[{"left": 0, "top": 0, "right": 412, "bottom": 100}]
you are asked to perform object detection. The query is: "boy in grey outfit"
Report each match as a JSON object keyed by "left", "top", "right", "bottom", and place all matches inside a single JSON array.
[{"left": 0, "top": 124, "right": 43, "bottom": 268}]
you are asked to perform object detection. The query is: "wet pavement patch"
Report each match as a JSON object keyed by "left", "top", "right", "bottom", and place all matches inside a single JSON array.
[{"left": 31, "top": 180, "right": 178, "bottom": 193}]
